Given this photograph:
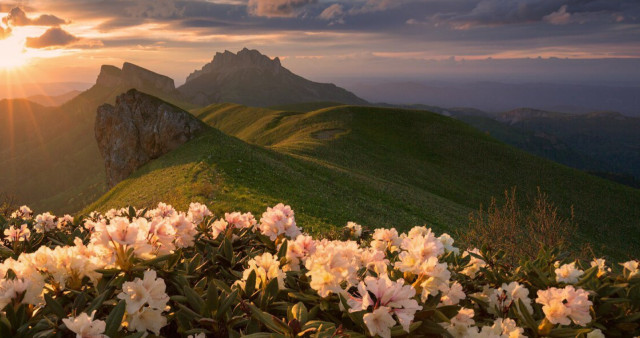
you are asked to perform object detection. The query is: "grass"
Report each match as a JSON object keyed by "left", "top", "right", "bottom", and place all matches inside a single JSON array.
[{"left": 192, "top": 103, "right": 640, "bottom": 259}]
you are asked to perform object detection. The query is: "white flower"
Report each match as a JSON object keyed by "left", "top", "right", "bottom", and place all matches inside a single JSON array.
[
  {"left": 394, "top": 228, "right": 444, "bottom": 275},
  {"left": 361, "top": 248, "right": 389, "bottom": 276},
  {"left": 170, "top": 212, "right": 197, "bottom": 248},
  {"left": 0, "top": 278, "right": 30, "bottom": 310},
  {"left": 465, "top": 318, "right": 525, "bottom": 338},
  {"left": 441, "top": 307, "right": 475, "bottom": 337},
  {"left": 259, "top": 203, "right": 300, "bottom": 241},
  {"left": 439, "top": 281, "right": 466, "bottom": 306},
  {"left": 460, "top": 248, "right": 486, "bottom": 279},
  {"left": 586, "top": 329, "right": 605, "bottom": 338},
  {"left": 348, "top": 274, "right": 422, "bottom": 336},
  {"left": 148, "top": 202, "right": 176, "bottom": 218},
  {"left": 11, "top": 206, "right": 33, "bottom": 219},
  {"left": 127, "top": 307, "right": 167, "bottom": 336},
  {"left": 370, "top": 228, "right": 402, "bottom": 252},
  {"left": 4, "top": 224, "right": 30, "bottom": 242},
  {"left": 58, "top": 214, "right": 74, "bottom": 229},
  {"left": 590, "top": 259, "right": 610, "bottom": 277},
  {"left": 555, "top": 262, "right": 584, "bottom": 284},
  {"left": 34, "top": 212, "right": 57, "bottom": 233},
  {"left": 622, "top": 260, "right": 639, "bottom": 278},
  {"left": 363, "top": 306, "right": 397, "bottom": 338},
  {"left": 240, "top": 253, "right": 285, "bottom": 289},
  {"left": 118, "top": 270, "right": 169, "bottom": 313},
  {"left": 345, "top": 222, "right": 362, "bottom": 238},
  {"left": 438, "top": 233, "right": 460, "bottom": 254},
  {"left": 487, "top": 282, "right": 533, "bottom": 316},
  {"left": 418, "top": 257, "right": 451, "bottom": 301},
  {"left": 225, "top": 212, "right": 257, "bottom": 229},
  {"left": 281, "top": 235, "right": 316, "bottom": 271},
  {"left": 187, "top": 202, "right": 212, "bottom": 225},
  {"left": 305, "top": 239, "right": 362, "bottom": 297},
  {"left": 62, "top": 311, "right": 106, "bottom": 338},
  {"left": 188, "top": 334, "right": 206, "bottom": 338},
  {"left": 536, "top": 286, "right": 592, "bottom": 326},
  {"left": 148, "top": 218, "right": 176, "bottom": 255},
  {"left": 211, "top": 218, "right": 229, "bottom": 239}
]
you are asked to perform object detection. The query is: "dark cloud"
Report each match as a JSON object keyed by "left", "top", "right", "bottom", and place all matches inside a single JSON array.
[
  {"left": 2, "top": 7, "right": 68, "bottom": 27},
  {"left": 26, "top": 27, "right": 78, "bottom": 48},
  {"left": 430, "top": 0, "right": 640, "bottom": 29},
  {"left": 247, "top": 0, "right": 317, "bottom": 18}
]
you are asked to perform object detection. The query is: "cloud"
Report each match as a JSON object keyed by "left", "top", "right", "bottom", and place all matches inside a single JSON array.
[
  {"left": 430, "top": 0, "right": 640, "bottom": 29},
  {"left": 26, "top": 27, "right": 78, "bottom": 48},
  {"left": 2, "top": 7, "right": 68, "bottom": 27},
  {"left": 543, "top": 5, "right": 571, "bottom": 25},
  {"left": 349, "top": 0, "right": 408, "bottom": 14},
  {"left": 247, "top": 0, "right": 317, "bottom": 18},
  {"left": 125, "top": 0, "right": 185, "bottom": 19},
  {"left": 319, "top": 4, "right": 344, "bottom": 23}
]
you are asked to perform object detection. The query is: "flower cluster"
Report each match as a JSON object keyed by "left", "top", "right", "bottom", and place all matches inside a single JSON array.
[
  {"left": 118, "top": 270, "right": 170, "bottom": 335},
  {"left": 0, "top": 202, "right": 637, "bottom": 338}
]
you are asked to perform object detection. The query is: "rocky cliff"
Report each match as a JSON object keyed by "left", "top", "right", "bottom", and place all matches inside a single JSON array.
[
  {"left": 178, "top": 48, "right": 368, "bottom": 107},
  {"left": 95, "top": 89, "right": 205, "bottom": 188},
  {"left": 96, "top": 63, "right": 176, "bottom": 93}
]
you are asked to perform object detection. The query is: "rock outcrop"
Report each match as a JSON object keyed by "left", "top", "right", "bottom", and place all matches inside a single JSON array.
[
  {"left": 94, "top": 62, "right": 178, "bottom": 99},
  {"left": 95, "top": 89, "right": 205, "bottom": 188},
  {"left": 178, "top": 48, "right": 368, "bottom": 107}
]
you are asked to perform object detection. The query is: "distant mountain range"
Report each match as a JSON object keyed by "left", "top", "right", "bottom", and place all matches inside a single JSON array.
[{"left": 347, "top": 81, "right": 640, "bottom": 117}]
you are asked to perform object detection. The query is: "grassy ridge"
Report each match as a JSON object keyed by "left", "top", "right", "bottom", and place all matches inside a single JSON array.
[
  {"left": 85, "top": 127, "right": 471, "bottom": 236},
  {"left": 194, "top": 103, "right": 640, "bottom": 259}
]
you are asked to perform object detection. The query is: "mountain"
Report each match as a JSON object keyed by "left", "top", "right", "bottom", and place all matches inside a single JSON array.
[
  {"left": 345, "top": 81, "right": 640, "bottom": 116},
  {"left": 87, "top": 96, "right": 640, "bottom": 259},
  {"left": 492, "top": 108, "right": 640, "bottom": 180},
  {"left": 0, "top": 62, "right": 195, "bottom": 213},
  {"left": 24, "top": 90, "right": 82, "bottom": 107},
  {"left": 178, "top": 48, "right": 368, "bottom": 107}
]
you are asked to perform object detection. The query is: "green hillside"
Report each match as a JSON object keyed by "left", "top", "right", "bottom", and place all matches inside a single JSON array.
[
  {"left": 87, "top": 101, "right": 640, "bottom": 259},
  {"left": 0, "top": 65, "right": 196, "bottom": 214}
]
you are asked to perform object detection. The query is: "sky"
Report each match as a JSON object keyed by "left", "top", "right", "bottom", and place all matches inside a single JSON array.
[{"left": 1, "top": 0, "right": 640, "bottom": 88}]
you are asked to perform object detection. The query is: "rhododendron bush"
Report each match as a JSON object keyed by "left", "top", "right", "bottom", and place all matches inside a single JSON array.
[{"left": 0, "top": 203, "right": 638, "bottom": 338}]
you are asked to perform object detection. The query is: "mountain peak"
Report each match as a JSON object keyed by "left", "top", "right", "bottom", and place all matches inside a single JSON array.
[
  {"left": 186, "top": 48, "right": 282, "bottom": 83},
  {"left": 96, "top": 62, "right": 175, "bottom": 93}
]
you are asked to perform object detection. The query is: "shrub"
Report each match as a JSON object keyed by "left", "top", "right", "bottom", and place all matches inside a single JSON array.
[
  {"left": 0, "top": 202, "right": 638, "bottom": 337},
  {"left": 459, "top": 188, "right": 580, "bottom": 264}
]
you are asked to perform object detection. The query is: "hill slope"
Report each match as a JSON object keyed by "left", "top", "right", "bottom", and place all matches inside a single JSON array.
[
  {"left": 88, "top": 100, "right": 640, "bottom": 259},
  {"left": 0, "top": 63, "right": 194, "bottom": 213},
  {"left": 178, "top": 48, "right": 368, "bottom": 107}
]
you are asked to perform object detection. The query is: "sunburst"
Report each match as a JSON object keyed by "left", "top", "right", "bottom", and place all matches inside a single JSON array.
[{"left": 0, "top": 34, "right": 29, "bottom": 70}]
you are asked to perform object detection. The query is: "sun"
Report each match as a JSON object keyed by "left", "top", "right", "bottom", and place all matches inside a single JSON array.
[{"left": 0, "top": 35, "right": 29, "bottom": 70}]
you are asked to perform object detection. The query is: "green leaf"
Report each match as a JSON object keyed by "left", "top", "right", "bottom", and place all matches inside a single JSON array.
[
  {"left": 216, "top": 290, "right": 238, "bottom": 320},
  {"left": 291, "top": 302, "right": 308, "bottom": 325},
  {"left": 247, "top": 303, "right": 290, "bottom": 335},
  {"left": 44, "top": 293, "right": 65, "bottom": 319},
  {"left": 183, "top": 285, "right": 205, "bottom": 314},
  {"left": 245, "top": 270, "right": 257, "bottom": 296},
  {"left": 575, "top": 266, "right": 599, "bottom": 287},
  {"left": 277, "top": 240, "right": 288, "bottom": 260},
  {"left": 390, "top": 321, "right": 422, "bottom": 336},
  {"left": 104, "top": 300, "right": 126, "bottom": 337},
  {"left": 516, "top": 299, "right": 538, "bottom": 332}
]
